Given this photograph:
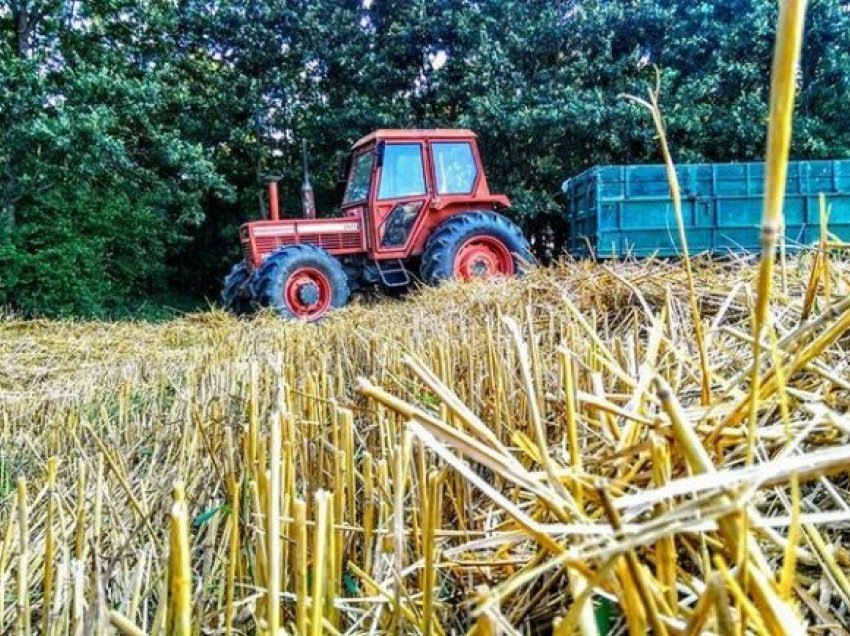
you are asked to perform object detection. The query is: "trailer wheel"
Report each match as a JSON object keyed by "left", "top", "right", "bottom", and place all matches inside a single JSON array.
[
  {"left": 221, "top": 261, "right": 254, "bottom": 316},
  {"left": 251, "top": 245, "right": 350, "bottom": 321},
  {"left": 420, "top": 211, "right": 534, "bottom": 285}
]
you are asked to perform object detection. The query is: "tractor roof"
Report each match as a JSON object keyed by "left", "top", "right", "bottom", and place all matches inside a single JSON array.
[{"left": 352, "top": 128, "right": 476, "bottom": 150}]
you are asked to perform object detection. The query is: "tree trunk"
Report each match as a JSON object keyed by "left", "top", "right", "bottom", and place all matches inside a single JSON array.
[
  {"left": 11, "top": 1, "right": 29, "bottom": 57},
  {"left": 10, "top": 0, "right": 50, "bottom": 59}
]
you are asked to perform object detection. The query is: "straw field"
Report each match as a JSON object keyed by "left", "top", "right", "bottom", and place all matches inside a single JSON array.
[
  {"left": 2, "top": 252, "right": 850, "bottom": 634},
  {"left": 2, "top": 2, "right": 846, "bottom": 634}
]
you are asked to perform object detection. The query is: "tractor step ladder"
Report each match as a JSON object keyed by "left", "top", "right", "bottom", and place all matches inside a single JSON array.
[{"left": 375, "top": 259, "right": 411, "bottom": 288}]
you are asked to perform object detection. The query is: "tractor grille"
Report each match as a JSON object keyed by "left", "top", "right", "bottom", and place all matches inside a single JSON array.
[{"left": 254, "top": 232, "right": 361, "bottom": 255}]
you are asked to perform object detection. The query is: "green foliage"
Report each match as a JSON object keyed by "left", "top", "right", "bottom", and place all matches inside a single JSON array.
[
  {"left": 0, "top": 1, "right": 231, "bottom": 316},
  {"left": 2, "top": 0, "right": 850, "bottom": 315}
]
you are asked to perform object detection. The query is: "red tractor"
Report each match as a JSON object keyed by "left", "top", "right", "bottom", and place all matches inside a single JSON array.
[{"left": 222, "top": 129, "right": 533, "bottom": 320}]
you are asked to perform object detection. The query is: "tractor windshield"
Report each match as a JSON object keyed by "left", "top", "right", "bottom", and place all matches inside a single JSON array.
[{"left": 343, "top": 151, "right": 373, "bottom": 204}]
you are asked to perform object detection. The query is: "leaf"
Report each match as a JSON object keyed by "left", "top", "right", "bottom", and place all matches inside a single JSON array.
[
  {"left": 193, "top": 504, "right": 228, "bottom": 527},
  {"left": 594, "top": 597, "right": 617, "bottom": 635}
]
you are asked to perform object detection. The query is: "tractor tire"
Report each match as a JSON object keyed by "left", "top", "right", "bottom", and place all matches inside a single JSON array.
[
  {"left": 420, "top": 211, "right": 534, "bottom": 285},
  {"left": 251, "top": 245, "right": 350, "bottom": 321},
  {"left": 221, "top": 261, "right": 254, "bottom": 316}
]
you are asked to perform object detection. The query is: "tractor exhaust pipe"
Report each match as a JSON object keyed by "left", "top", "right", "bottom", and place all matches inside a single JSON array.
[
  {"left": 267, "top": 179, "right": 280, "bottom": 221},
  {"left": 301, "top": 139, "right": 316, "bottom": 219}
]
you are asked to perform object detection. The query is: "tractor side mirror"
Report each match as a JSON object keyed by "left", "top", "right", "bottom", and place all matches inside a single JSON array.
[
  {"left": 337, "top": 153, "right": 352, "bottom": 183},
  {"left": 375, "top": 140, "right": 386, "bottom": 169}
]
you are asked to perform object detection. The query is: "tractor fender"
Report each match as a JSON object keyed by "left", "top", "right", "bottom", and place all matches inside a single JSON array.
[{"left": 429, "top": 195, "right": 511, "bottom": 211}]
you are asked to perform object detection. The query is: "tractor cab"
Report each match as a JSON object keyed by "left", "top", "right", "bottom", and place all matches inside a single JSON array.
[
  {"left": 338, "top": 129, "right": 510, "bottom": 258},
  {"left": 224, "top": 129, "right": 531, "bottom": 320}
]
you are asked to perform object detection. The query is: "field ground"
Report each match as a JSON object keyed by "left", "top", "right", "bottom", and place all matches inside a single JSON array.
[{"left": 1, "top": 257, "right": 850, "bottom": 634}]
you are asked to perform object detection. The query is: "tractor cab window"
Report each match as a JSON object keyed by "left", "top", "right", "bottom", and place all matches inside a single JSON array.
[
  {"left": 378, "top": 144, "right": 426, "bottom": 200},
  {"left": 343, "top": 151, "right": 374, "bottom": 204},
  {"left": 433, "top": 142, "right": 477, "bottom": 194}
]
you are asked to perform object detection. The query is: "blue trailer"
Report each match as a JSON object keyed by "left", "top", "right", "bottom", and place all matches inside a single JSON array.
[{"left": 562, "top": 160, "right": 850, "bottom": 258}]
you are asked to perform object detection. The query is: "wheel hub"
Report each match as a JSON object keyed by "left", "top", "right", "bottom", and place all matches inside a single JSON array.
[
  {"left": 284, "top": 267, "right": 332, "bottom": 319},
  {"left": 470, "top": 257, "right": 492, "bottom": 276},
  {"left": 296, "top": 281, "right": 320, "bottom": 307},
  {"left": 454, "top": 237, "right": 514, "bottom": 280}
]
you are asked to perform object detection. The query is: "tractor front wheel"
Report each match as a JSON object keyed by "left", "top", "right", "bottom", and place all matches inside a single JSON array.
[
  {"left": 251, "top": 245, "right": 350, "bottom": 321},
  {"left": 221, "top": 261, "right": 254, "bottom": 316},
  {"left": 420, "top": 211, "right": 533, "bottom": 285}
]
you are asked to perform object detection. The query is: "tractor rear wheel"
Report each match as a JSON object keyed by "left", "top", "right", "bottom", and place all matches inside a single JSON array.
[
  {"left": 221, "top": 261, "right": 254, "bottom": 316},
  {"left": 251, "top": 245, "right": 350, "bottom": 321},
  {"left": 420, "top": 211, "right": 533, "bottom": 285}
]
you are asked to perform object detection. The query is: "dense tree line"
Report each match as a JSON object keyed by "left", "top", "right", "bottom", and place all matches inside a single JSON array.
[{"left": 1, "top": 0, "right": 849, "bottom": 316}]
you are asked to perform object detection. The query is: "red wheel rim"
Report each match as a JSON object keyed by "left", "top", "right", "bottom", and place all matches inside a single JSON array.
[
  {"left": 284, "top": 267, "right": 332, "bottom": 320},
  {"left": 453, "top": 236, "right": 515, "bottom": 280}
]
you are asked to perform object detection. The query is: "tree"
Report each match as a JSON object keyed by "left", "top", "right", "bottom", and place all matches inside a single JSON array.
[{"left": 0, "top": 0, "right": 230, "bottom": 315}]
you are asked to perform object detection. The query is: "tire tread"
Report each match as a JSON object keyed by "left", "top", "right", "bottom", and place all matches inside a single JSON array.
[
  {"left": 420, "top": 211, "right": 533, "bottom": 285},
  {"left": 251, "top": 244, "right": 350, "bottom": 320}
]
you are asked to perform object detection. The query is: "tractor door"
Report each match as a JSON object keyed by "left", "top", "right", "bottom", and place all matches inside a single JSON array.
[
  {"left": 369, "top": 142, "right": 431, "bottom": 256},
  {"left": 341, "top": 149, "right": 376, "bottom": 250}
]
